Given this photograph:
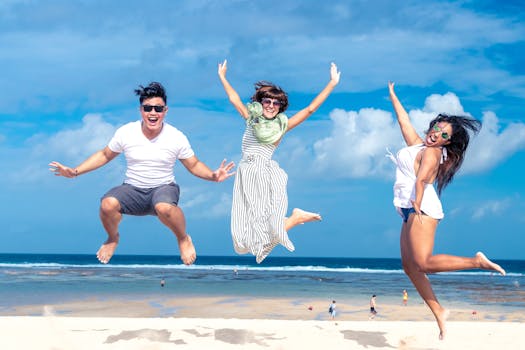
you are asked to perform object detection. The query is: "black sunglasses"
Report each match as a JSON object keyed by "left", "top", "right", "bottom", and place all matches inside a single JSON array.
[{"left": 142, "top": 105, "right": 166, "bottom": 113}]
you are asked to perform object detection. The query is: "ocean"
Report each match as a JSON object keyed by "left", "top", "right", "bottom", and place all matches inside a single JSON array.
[{"left": 1, "top": 254, "right": 523, "bottom": 313}]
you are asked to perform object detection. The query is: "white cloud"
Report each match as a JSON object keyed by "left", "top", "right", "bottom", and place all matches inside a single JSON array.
[
  {"left": 1, "top": 1, "right": 525, "bottom": 116},
  {"left": 313, "top": 107, "right": 399, "bottom": 178},
  {"left": 38, "top": 114, "right": 116, "bottom": 162},
  {"left": 463, "top": 111, "right": 525, "bottom": 173},
  {"left": 314, "top": 92, "right": 525, "bottom": 178},
  {"left": 8, "top": 114, "right": 118, "bottom": 185},
  {"left": 472, "top": 198, "right": 512, "bottom": 220}
]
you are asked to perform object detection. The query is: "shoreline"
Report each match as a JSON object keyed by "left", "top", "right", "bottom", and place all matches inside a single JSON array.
[{"left": 3, "top": 295, "right": 523, "bottom": 322}]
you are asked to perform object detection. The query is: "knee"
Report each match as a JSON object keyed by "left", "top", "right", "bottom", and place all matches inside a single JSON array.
[
  {"left": 412, "top": 258, "right": 431, "bottom": 273},
  {"left": 155, "top": 203, "right": 175, "bottom": 218},
  {"left": 100, "top": 197, "right": 120, "bottom": 215},
  {"left": 402, "top": 257, "right": 428, "bottom": 275}
]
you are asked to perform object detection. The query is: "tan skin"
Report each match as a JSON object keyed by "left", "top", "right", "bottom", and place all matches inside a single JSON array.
[
  {"left": 49, "top": 97, "right": 235, "bottom": 265},
  {"left": 218, "top": 60, "right": 340, "bottom": 228},
  {"left": 389, "top": 81, "right": 505, "bottom": 340}
]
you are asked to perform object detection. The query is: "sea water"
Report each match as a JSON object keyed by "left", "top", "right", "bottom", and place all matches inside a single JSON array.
[{"left": 0, "top": 254, "right": 523, "bottom": 312}]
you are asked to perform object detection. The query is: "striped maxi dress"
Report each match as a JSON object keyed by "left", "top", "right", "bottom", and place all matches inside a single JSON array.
[{"left": 231, "top": 124, "right": 294, "bottom": 263}]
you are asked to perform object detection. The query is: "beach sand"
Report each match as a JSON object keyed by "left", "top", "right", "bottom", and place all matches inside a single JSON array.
[
  {"left": 2, "top": 296, "right": 523, "bottom": 349},
  {"left": 1, "top": 316, "right": 524, "bottom": 349}
]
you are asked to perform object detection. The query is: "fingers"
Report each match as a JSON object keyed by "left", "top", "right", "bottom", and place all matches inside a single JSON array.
[
  {"left": 218, "top": 59, "right": 227, "bottom": 74},
  {"left": 225, "top": 160, "right": 235, "bottom": 171},
  {"left": 48, "top": 161, "right": 62, "bottom": 174},
  {"left": 219, "top": 159, "right": 235, "bottom": 171},
  {"left": 330, "top": 62, "right": 341, "bottom": 82},
  {"left": 388, "top": 81, "right": 395, "bottom": 92}
]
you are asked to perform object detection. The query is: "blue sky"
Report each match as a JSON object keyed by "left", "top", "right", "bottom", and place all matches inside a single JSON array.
[{"left": 1, "top": 0, "right": 524, "bottom": 260}]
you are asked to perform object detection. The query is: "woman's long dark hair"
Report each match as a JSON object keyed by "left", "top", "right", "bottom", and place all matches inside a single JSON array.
[{"left": 427, "top": 114, "right": 482, "bottom": 195}]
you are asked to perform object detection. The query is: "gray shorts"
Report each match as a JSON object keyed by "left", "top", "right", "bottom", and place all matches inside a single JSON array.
[{"left": 101, "top": 183, "right": 180, "bottom": 216}]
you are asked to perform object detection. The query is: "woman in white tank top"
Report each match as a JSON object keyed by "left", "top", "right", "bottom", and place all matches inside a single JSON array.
[{"left": 388, "top": 81, "right": 506, "bottom": 340}]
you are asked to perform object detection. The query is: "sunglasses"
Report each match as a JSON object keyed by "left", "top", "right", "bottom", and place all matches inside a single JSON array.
[
  {"left": 142, "top": 105, "right": 166, "bottom": 113},
  {"left": 261, "top": 98, "right": 282, "bottom": 108},
  {"left": 433, "top": 124, "right": 450, "bottom": 140}
]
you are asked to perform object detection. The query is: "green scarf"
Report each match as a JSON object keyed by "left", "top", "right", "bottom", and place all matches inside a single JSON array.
[{"left": 246, "top": 102, "right": 288, "bottom": 144}]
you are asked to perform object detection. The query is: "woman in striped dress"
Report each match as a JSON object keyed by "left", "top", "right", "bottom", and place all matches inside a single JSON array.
[{"left": 218, "top": 60, "right": 340, "bottom": 263}]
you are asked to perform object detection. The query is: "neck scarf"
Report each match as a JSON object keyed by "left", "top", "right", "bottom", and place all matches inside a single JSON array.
[{"left": 246, "top": 102, "right": 288, "bottom": 144}]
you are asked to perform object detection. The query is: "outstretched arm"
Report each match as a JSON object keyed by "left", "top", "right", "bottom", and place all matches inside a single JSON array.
[
  {"left": 388, "top": 82, "right": 422, "bottom": 146},
  {"left": 287, "top": 62, "right": 340, "bottom": 131},
  {"left": 180, "top": 155, "right": 235, "bottom": 182},
  {"left": 49, "top": 146, "right": 119, "bottom": 178},
  {"left": 218, "top": 59, "right": 249, "bottom": 119}
]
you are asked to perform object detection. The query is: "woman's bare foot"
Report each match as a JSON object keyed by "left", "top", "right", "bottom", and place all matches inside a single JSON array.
[
  {"left": 179, "top": 234, "right": 196, "bottom": 265},
  {"left": 437, "top": 308, "right": 450, "bottom": 340},
  {"left": 476, "top": 252, "right": 506, "bottom": 275},
  {"left": 292, "top": 208, "right": 322, "bottom": 224},
  {"left": 96, "top": 234, "right": 119, "bottom": 264}
]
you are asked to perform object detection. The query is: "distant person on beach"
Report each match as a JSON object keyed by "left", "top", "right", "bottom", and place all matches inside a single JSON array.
[
  {"left": 218, "top": 60, "right": 340, "bottom": 263},
  {"left": 403, "top": 289, "right": 408, "bottom": 306},
  {"left": 369, "top": 295, "right": 377, "bottom": 319},
  {"left": 387, "top": 81, "right": 506, "bottom": 340},
  {"left": 160, "top": 278, "right": 165, "bottom": 287},
  {"left": 49, "top": 82, "right": 235, "bottom": 265},
  {"left": 329, "top": 300, "right": 337, "bottom": 320}
]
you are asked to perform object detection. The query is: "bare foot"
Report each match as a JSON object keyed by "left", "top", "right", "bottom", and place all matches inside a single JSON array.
[
  {"left": 292, "top": 208, "right": 322, "bottom": 224},
  {"left": 179, "top": 234, "right": 196, "bottom": 265},
  {"left": 437, "top": 308, "right": 450, "bottom": 340},
  {"left": 96, "top": 235, "right": 119, "bottom": 264},
  {"left": 476, "top": 252, "right": 506, "bottom": 276}
]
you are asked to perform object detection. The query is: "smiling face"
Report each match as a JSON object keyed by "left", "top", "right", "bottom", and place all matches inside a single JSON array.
[
  {"left": 260, "top": 97, "right": 282, "bottom": 119},
  {"left": 424, "top": 121, "right": 453, "bottom": 147},
  {"left": 140, "top": 97, "right": 168, "bottom": 139}
]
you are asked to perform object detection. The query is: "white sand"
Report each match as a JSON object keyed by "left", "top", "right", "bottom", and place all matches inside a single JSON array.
[{"left": 1, "top": 316, "right": 523, "bottom": 350}]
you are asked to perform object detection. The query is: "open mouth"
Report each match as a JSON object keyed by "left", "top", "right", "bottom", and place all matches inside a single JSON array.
[
  {"left": 147, "top": 117, "right": 159, "bottom": 123},
  {"left": 426, "top": 134, "right": 438, "bottom": 144}
]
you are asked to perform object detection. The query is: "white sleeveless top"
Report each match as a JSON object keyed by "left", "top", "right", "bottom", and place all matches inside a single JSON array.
[{"left": 387, "top": 144, "right": 444, "bottom": 220}]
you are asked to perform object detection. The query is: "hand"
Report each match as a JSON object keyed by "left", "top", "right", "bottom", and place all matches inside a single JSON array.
[
  {"left": 218, "top": 59, "right": 228, "bottom": 79},
  {"left": 212, "top": 159, "right": 235, "bottom": 182},
  {"left": 49, "top": 161, "right": 77, "bottom": 178},
  {"left": 388, "top": 81, "right": 395, "bottom": 94},
  {"left": 410, "top": 200, "right": 423, "bottom": 224},
  {"left": 329, "top": 62, "right": 341, "bottom": 85}
]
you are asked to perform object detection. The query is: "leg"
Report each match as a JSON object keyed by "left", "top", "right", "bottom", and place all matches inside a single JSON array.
[
  {"left": 407, "top": 216, "right": 505, "bottom": 274},
  {"left": 155, "top": 203, "right": 196, "bottom": 265},
  {"left": 401, "top": 217, "right": 449, "bottom": 340},
  {"left": 284, "top": 208, "right": 322, "bottom": 231},
  {"left": 97, "top": 197, "right": 122, "bottom": 264}
]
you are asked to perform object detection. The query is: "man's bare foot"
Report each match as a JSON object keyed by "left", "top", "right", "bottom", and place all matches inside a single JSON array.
[
  {"left": 437, "top": 308, "right": 449, "bottom": 340},
  {"left": 96, "top": 235, "right": 119, "bottom": 264},
  {"left": 292, "top": 208, "right": 322, "bottom": 224},
  {"left": 476, "top": 252, "right": 506, "bottom": 275},
  {"left": 179, "top": 234, "right": 196, "bottom": 265}
]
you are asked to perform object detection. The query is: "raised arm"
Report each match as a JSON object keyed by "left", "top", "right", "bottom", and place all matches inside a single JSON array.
[
  {"left": 388, "top": 82, "right": 422, "bottom": 146},
  {"left": 286, "top": 62, "right": 340, "bottom": 131},
  {"left": 49, "top": 146, "right": 119, "bottom": 178},
  {"left": 180, "top": 155, "right": 235, "bottom": 182},
  {"left": 218, "top": 59, "right": 249, "bottom": 119}
]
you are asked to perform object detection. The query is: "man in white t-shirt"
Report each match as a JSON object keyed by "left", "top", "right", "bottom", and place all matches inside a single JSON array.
[{"left": 50, "top": 82, "right": 235, "bottom": 265}]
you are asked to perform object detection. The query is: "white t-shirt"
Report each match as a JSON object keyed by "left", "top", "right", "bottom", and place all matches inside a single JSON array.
[{"left": 108, "top": 121, "right": 194, "bottom": 188}]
